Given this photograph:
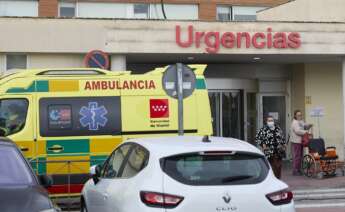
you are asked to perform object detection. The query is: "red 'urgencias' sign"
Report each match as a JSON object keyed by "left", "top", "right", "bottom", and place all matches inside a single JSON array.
[{"left": 175, "top": 25, "right": 301, "bottom": 53}]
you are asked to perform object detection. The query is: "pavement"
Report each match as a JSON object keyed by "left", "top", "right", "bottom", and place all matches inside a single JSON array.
[
  {"left": 281, "top": 160, "right": 345, "bottom": 191},
  {"left": 297, "top": 208, "right": 345, "bottom": 212},
  {"left": 281, "top": 160, "right": 345, "bottom": 211}
]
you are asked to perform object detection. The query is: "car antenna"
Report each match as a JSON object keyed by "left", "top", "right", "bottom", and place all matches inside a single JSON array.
[{"left": 202, "top": 135, "right": 211, "bottom": 143}]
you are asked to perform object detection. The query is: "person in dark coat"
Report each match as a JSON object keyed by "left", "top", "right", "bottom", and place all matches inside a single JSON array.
[{"left": 255, "top": 116, "right": 286, "bottom": 179}]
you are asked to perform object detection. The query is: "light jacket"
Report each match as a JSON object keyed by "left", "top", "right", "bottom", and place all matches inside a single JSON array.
[{"left": 290, "top": 119, "right": 307, "bottom": 144}]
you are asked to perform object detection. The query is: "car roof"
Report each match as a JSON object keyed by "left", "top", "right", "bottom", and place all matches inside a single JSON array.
[
  {"left": 0, "top": 137, "right": 15, "bottom": 147},
  {"left": 124, "top": 136, "right": 262, "bottom": 158}
]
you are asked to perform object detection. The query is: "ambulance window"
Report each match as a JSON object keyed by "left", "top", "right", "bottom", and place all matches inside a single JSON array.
[
  {"left": 40, "top": 97, "right": 121, "bottom": 137},
  {"left": 0, "top": 99, "right": 29, "bottom": 136}
]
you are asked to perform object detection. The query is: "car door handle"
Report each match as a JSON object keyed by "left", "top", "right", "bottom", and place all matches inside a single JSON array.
[
  {"left": 20, "top": 147, "right": 29, "bottom": 152},
  {"left": 48, "top": 145, "right": 64, "bottom": 152}
]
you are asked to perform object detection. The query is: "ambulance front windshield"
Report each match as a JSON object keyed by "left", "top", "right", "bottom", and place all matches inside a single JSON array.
[{"left": 0, "top": 99, "right": 28, "bottom": 136}]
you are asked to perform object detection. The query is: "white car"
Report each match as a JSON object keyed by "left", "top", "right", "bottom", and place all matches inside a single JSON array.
[{"left": 81, "top": 136, "right": 295, "bottom": 212}]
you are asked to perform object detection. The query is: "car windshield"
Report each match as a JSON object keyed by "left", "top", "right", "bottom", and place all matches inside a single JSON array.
[
  {"left": 0, "top": 99, "right": 28, "bottom": 136},
  {"left": 161, "top": 151, "right": 269, "bottom": 186},
  {"left": 0, "top": 145, "right": 34, "bottom": 185}
]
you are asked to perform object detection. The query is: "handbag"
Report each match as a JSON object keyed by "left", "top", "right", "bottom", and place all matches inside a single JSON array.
[{"left": 302, "top": 132, "right": 313, "bottom": 147}]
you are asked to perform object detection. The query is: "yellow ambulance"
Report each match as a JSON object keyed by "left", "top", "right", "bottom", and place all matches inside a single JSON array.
[{"left": 0, "top": 65, "right": 212, "bottom": 194}]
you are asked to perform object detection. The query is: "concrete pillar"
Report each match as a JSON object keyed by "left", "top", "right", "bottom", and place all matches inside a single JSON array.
[
  {"left": 0, "top": 54, "right": 5, "bottom": 75},
  {"left": 111, "top": 55, "right": 126, "bottom": 71},
  {"left": 342, "top": 59, "right": 345, "bottom": 161}
]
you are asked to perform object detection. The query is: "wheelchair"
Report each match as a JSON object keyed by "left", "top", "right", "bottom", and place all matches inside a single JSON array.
[{"left": 301, "top": 138, "right": 338, "bottom": 177}]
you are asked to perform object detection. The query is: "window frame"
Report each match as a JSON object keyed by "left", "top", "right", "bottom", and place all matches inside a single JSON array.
[
  {"left": 160, "top": 151, "right": 269, "bottom": 186},
  {"left": 0, "top": 98, "right": 29, "bottom": 136},
  {"left": 119, "top": 143, "right": 149, "bottom": 178},
  {"left": 216, "top": 5, "right": 233, "bottom": 22},
  {"left": 101, "top": 142, "right": 149, "bottom": 179},
  {"left": 133, "top": 3, "right": 150, "bottom": 19},
  {"left": 39, "top": 96, "right": 122, "bottom": 137},
  {"left": 232, "top": 6, "right": 265, "bottom": 21},
  {"left": 59, "top": 1, "right": 76, "bottom": 17},
  {"left": 5, "top": 54, "right": 27, "bottom": 70},
  {"left": 101, "top": 143, "right": 133, "bottom": 179}
]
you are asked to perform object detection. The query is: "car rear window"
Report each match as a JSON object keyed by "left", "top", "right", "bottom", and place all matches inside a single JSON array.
[
  {"left": 161, "top": 151, "right": 269, "bottom": 186},
  {"left": 0, "top": 146, "right": 34, "bottom": 185}
]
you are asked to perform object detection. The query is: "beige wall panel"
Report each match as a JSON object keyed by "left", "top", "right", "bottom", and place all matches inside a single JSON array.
[
  {"left": 305, "top": 63, "right": 344, "bottom": 160},
  {"left": 1, "top": 18, "right": 345, "bottom": 55},
  {"left": 29, "top": 54, "right": 84, "bottom": 69},
  {"left": 291, "top": 64, "right": 305, "bottom": 116},
  {"left": 258, "top": 0, "right": 345, "bottom": 22},
  {"left": 0, "top": 54, "right": 5, "bottom": 74}
]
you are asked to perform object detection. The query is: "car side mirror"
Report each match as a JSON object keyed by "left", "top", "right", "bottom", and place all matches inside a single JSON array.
[
  {"left": 39, "top": 175, "right": 53, "bottom": 188},
  {"left": 90, "top": 165, "right": 101, "bottom": 184}
]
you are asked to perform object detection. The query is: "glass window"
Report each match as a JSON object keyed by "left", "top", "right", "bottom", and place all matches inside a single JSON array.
[
  {"left": 39, "top": 97, "right": 121, "bottom": 137},
  {"left": 59, "top": 1, "right": 76, "bottom": 17},
  {"left": 0, "top": 99, "right": 29, "bottom": 136},
  {"left": 6, "top": 54, "right": 27, "bottom": 70},
  {"left": 161, "top": 152, "right": 268, "bottom": 186},
  {"left": 121, "top": 145, "right": 148, "bottom": 178},
  {"left": 0, "top": 1, "right": 38, "bottom": 17},
  {"left": 133, "top": 4, "right": 149, "bottom": 19},
  {"left": 102, "top": 144, "right": 131, "bottom": 178},
  {"left": 0, "top": 146, "right": 34, "bottom": 185},
  {"left": 217, "top": 6, "right": 232, "bottom": 21},
  {"left": 149, "top": 4, "right": 198, "bottom": 20},
  {"left": 232, "top": 6, "right": 266, "bottom": 21}
]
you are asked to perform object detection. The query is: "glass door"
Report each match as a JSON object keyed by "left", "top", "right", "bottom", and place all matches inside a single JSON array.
[
  {"left": 209, "top": 90, "right": 243, "bottom": 139},
  {"left": 209, "top": 92, "right": 220, "bottom": 136},
  {"left": 259, "top": 95, "right": 287, "bottom": 136},
  {"left": 246, "top": 92, "right": 257, "bottom": 145}
]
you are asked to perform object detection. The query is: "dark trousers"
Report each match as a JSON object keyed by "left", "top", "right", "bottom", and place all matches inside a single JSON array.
[
  {"left": 269, "top": 156, "right": 282, "bottom": 179},
  {"left": 292, "top": 143, "right": 303, "bottom": 174}
]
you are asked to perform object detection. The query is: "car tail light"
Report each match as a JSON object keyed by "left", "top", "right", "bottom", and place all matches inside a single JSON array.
[
  {"left": 266, "top": 189, "right": 293, "bottom": 206},
  {"left": 140, "top": 191, "right": 184, "bottom": 208}
]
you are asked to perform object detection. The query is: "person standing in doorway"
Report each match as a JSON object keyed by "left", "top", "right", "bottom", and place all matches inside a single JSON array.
[
  {"left": 256, "top": 116, "right": 286, "bottom": 179},
  {"left": 290, "top": 110, "right": 313, "bottom": 176}
]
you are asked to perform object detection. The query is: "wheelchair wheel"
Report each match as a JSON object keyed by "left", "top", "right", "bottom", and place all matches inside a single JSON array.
[{"left": 302, "top": 155, "right": 317, "bottom": 177}]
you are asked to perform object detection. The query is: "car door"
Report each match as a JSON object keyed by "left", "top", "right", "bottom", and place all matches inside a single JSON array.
[{"left": 87, "top": 144, "right": 132, "bottom": 212}]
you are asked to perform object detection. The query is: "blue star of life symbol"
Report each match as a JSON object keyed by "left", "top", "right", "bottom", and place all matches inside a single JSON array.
[{"left": 79, "top": 102, "right": 108, "bottom": 130}]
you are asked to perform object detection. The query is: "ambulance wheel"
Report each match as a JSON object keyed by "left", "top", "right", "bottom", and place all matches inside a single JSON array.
[{"left": 302, "top": 155, "right": 316, "bottom": 177}]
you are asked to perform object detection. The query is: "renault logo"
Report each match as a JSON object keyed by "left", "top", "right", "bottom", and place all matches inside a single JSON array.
[{"left": 223, "top": 193, "right": 231, "bottom": 204}]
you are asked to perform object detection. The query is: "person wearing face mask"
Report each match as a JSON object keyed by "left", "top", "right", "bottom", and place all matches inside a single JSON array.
[
  {"left": 255, "top": 116, "right": 286, "bottom": 179},
  {"left": 290, "top": 110, "right": 313, "bottom": 176}
]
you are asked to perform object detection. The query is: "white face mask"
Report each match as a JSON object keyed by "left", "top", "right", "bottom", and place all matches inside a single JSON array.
[{"left": 267, "top": 121, "right": 275, "bottom": 129}]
